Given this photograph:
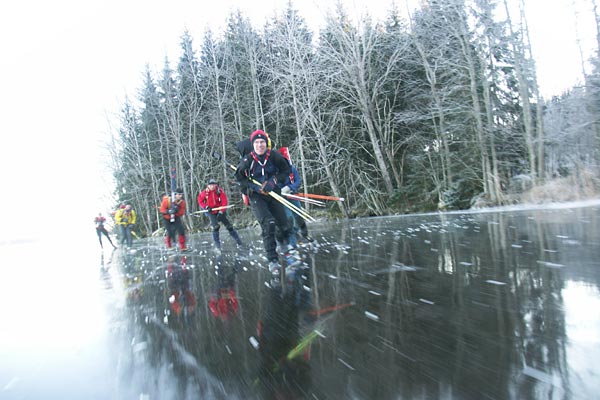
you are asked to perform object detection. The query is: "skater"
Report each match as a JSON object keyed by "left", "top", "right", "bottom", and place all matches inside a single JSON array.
[
  {"left": 115, "top": 204, "right": 136, "bottom": 248},
  {"left": 197, "top": 178, "right": 244, "bottom": 250},
  {"left": 278, "top": 147, "right": 313, "bottom": 246},
  {"left": 159, "top": 188, "right": 188, "bottom": 251},
  {"left": 94, "top": 212, "right": 117, "bottom": 249},
  {"left": 235, "top": 130, "right": 293, "bottom": 275}
]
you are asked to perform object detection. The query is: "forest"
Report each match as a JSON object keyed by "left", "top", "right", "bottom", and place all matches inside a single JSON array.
[{"left": 108, "top": 0, "right": 600, "bottom": 236}]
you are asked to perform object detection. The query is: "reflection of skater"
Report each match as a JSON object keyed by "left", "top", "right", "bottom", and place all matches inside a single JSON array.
[
  {"left": 94, "top": 212, "right": 117, "bottom": 249},
  {"left": 197, "top": 178, "right": 243, "bottom": 250},
  {"left": 159, "top": 189, "right": 188, "bottom": 251},
  {"left": 166, "top": 255, "right": 196, "bottom": 317},
  {"left": 115, "top": 204, "right": 136, "bottom": 248},
  {"left": 208, "top": 255, "right": 239, "bottom": 321},
  {"left": 257, "top": 282, "right": 311, "bottom": 398},
  {"left": 235, "top": 130, "right": 292, "bottom": 275}
]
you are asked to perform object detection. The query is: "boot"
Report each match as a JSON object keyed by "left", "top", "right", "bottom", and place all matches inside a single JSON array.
[
  {"left": 268, "top": 260, "right": 282, "bottom": 288},
  {"left": 301, "top": 232, "right": 314, "bottom": 243},
  {"left": 285, "top": 246, "right": 302, "bottom": 268},
  {"left": 269, "top": 260, "right": 281, "bottom": 275},
  {"left": 230, "top": 229, "right": 243, "bottom": 247},
  {"left": 178, "top": 235, "right": 187, "bottom": 251},
  {"left": 166, "top": 236, "right": 173, "bottom": 250}
]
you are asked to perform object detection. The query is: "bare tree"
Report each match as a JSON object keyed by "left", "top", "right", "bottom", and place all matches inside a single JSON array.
[{"left": 319, "top": 6, "right": 399, "bottom": 198}]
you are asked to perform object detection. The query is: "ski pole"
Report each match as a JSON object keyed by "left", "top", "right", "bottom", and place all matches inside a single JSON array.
[
  {"left": 170, "top": 167, "right": 176, "bottom": 222},
  {"left": 191, "top": 205, "right": 235, "bottom": 215},
  {"left": 296, "top": 193, "right": 345, "bottom": 202},
  {"left": 283, "top": 193, "right": 325, "bottom": 207}
]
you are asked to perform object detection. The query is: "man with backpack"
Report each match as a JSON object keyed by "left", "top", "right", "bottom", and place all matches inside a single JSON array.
[
  {"left": 198, "top": 178, "right": 244, "bottom": 251},
  {"left": 159, "top": 188, "right": 188, "bottom": 251},
  {"left": 235, "top": 130, "right": 293, "bottom": 276}
]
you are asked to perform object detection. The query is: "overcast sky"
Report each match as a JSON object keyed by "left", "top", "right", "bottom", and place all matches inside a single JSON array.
[{"left": 0, "top": 0, "right": 596, "bottom": 240}]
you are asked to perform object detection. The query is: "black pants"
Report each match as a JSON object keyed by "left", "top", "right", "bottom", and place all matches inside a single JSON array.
[
  {"left": 207, "top": 212, "right": 235, "bottom": 232},
  {"left": 249, "top": 191, "right": 291, "bottom": 262},
  {"left": 96, "top": 227, "right": 114, "bottom": 247},
  {"left": 164, "top": 218, "right": 186, "bottom": 241}
]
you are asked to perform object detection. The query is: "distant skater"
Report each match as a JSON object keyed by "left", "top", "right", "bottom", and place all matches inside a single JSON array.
[
  {"left": 197, "top": 178, "right": 244, "bottom": 251},
  {"left": 160, "top": 188, "right": 188, "bottom": 251},
  {"left": 94, "top": 212, "right": 117, "bottom": 249},
  {"left": 115, "top": 204, "right": 136, "bottom": 248}
]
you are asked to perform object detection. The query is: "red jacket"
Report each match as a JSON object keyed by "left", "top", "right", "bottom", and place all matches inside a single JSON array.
[
  {"left": 94, "top": 216, "right": 106, "bottom": 230},
  {"left": 159, "top": 195, "right": 186, "bottom": 220},
  {"left": 209, "top": 289, "right": 238, "bottom": 320},
  {"left": 197, "top": 186, "right": 228, "bottom": 214}
]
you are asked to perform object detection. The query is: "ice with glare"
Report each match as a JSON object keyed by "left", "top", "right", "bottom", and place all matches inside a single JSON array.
[
  {"left": 338, "top": 358, "right": 356, "bottom": 370},
  {"left": 536, "top": 261, "right": 565, "bottom": 268},
  {"left": 365, "top": 311, "right": 379, "bottom": 321},
  {"left": 249, "top": 336, "right": 259, "bottom": 350}
]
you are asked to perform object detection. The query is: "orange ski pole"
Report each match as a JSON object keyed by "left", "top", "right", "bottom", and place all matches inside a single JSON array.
[{"left": 296, "top": 193, "right": 345, "bottom": 202}]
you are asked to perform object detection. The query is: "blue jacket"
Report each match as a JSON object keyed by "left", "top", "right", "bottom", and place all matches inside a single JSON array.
[{"left": 283, "top": 165, "right": 301, "bottom": 193}]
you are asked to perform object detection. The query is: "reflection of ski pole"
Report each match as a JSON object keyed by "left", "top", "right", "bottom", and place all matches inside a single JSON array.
[
  {"left": 307, "top": 302, "right": 355, "bottom": 316},
  {"left": 286, "top": 329, "right": 321, "bottom": 361}
]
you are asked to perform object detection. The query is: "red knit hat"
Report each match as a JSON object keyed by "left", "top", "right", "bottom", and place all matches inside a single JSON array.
[{"left": 250, "top": 130, "right": 269, "bottom": 144}]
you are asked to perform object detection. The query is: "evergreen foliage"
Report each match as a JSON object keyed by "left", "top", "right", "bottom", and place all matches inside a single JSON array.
[{"left": 109, "top": 0, "right": 600, "bottom": 234}]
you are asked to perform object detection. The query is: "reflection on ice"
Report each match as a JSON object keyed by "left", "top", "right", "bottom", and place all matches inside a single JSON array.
[{"left": 2, "top": 200, "right": 600, "bottom": 399}]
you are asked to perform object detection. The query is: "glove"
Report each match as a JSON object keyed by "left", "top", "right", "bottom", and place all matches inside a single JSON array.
[
  {"left": 168, "top": 208, "right": 175, "bottom": 215},
  {"left": 121, "top": 218, "right": 128, "bottom": 223},
  {"left": 262, "top": 178, "right": 277, "bottom": 193},
  {"left": 218, "top": 211, "right": 223, "bottom": 215},
  {"left": 206, "top": 206, "right": 212, "bottom": 213},
  {"left": 250, "top": 183, "right": 262, "bottom": 193},
  {"left": 281, "top": 186, "right": 291, "bottom": 195}
]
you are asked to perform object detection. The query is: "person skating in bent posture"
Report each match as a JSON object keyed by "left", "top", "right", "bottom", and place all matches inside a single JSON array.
[
  {"left": 94, "top": 212, "right": 117, "bottom": 249},
  {"left": 197, "top": 178, "right": 244, "bottom": 251}
]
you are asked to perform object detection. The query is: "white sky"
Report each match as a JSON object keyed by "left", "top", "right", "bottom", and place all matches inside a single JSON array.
[{"left": 0, "top": 0, "right": 597, "bottom": 240}]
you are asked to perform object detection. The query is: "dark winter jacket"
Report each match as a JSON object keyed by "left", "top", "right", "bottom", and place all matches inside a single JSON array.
[{"left": 235, "top": 149, "right": 290, "bottom": 194}]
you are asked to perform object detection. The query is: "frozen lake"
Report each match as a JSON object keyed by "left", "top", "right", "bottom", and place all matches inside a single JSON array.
[{"left": 2, "top": 201, "right": 600, "bottom": 399}]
